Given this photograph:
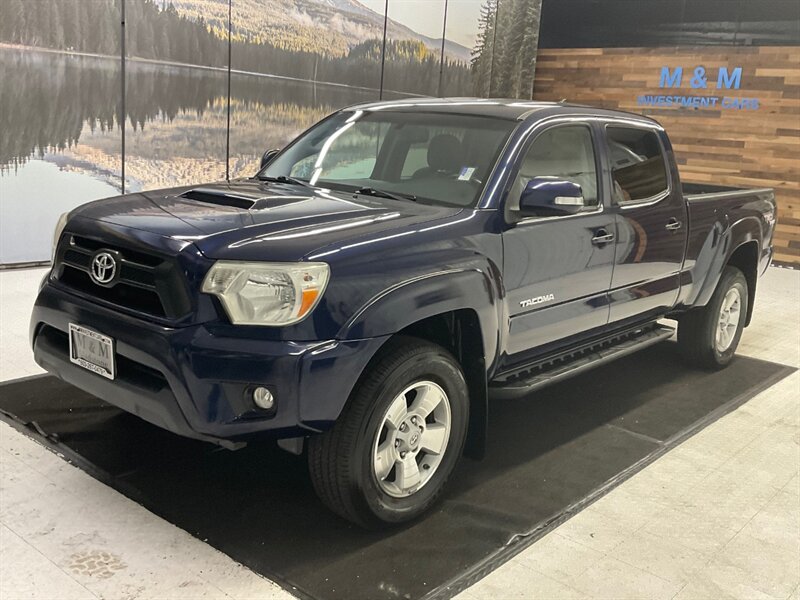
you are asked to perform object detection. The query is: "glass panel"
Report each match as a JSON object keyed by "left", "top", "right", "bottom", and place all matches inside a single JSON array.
[
  {"left": 123, "top": 0, "right": 229, "bottom": 192},
  {"left": 227, "top": 0, "right": 383, "bottom": 178},
  {"left": 441, "top": 0, "right": 484, "bottom": 96},
  {"left": 379, "top": 0, "right": 448, "bottom": 97},
  {"left": 606, "top": 127, "right": 669, "bottom": 203},
  {"left": 468, "top": 0, "right": 543, "bottom": 97},
  {"left": 0, "top": 0, "right": 122, "bottom": 264}
]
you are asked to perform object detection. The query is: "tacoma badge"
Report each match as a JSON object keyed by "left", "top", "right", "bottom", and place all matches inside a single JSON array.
[{"left": 520, "top": 294, "right": 555, "bottom": 308}]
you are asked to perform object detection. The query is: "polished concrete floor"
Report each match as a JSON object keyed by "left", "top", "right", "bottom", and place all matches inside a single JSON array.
[{"left": 1, "top": 266, "right": 798, "bottom": 600}]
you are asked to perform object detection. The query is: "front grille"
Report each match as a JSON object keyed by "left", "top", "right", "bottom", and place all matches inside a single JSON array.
[{"left": 54, "top": 235, "right": 192, "bottom": 320}]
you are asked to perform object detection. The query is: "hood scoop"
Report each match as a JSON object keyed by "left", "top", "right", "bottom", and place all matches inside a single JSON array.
[
  {"left": 180, "top": 188, "right": 258, "bottom": 210},
  {"left": 179, "top": 187, "right": 314, "bottom": 211}
]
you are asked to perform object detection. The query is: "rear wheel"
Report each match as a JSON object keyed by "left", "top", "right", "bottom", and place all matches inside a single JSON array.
[
  {"left": 307, "top": 337, "right": 469, "bottom": 528},
  {"left": 678, "top": 266, "right": 748, "bottom": 370}
]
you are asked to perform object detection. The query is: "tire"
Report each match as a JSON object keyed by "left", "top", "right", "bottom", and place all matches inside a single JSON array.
[
  {"left": 307, "top": 336, "right": 469, "bottom": 528},
  {"left": 678, "top": 265, "right": 748, "bottom": 370}
]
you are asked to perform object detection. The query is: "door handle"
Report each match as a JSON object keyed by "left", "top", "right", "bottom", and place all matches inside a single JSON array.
[
  {"left": 591, "top": 228, "right": 615, "bottom": 246},
  {"left": 665, "top": 218, "right": 683, "bottom": 232}
]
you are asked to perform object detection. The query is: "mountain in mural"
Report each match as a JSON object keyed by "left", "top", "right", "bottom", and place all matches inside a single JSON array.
[
  {"left": 167, "top": 0, "right": 471, "bottom": 61},
  {"left": 1, "top": 0, "right": 473, "bottom": 96}
]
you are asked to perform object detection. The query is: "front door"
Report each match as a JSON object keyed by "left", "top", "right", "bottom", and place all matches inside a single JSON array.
[
  {"left": 502, "top": 123, "right": 616, "bottom": 367},
  {"left": 603, "top": 125, "right": 688, "bottom": 324}
]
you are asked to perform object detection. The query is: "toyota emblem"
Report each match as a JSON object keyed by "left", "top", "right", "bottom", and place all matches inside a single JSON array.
[{"left": 90, "top": 251, "right": 118, "bottom": 285}]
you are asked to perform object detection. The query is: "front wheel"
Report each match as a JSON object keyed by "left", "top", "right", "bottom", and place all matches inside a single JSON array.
[
  {"left": 678, "top": 265, "right": 748, "bottom": 370},
  {"left": 307, "top": 337, "right": 469, "bottom": 528}
]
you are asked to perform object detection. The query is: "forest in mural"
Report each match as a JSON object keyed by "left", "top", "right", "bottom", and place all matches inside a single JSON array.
[
  {"left": 471, "top": 0, "right": 543, "bottom": 98},
  {"left": 0, "top": 0, "right": 475, "bottom": 95},
  {"left": 2, "top": 0, "right": 544, "bottom": 100},
  {"left": 1, "top": 0, "right": 121, "bottom": 55}
]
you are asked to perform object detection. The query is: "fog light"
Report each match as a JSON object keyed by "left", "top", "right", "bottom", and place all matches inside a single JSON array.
[{"left": 252, "top": 387, "right": 274, "bottom": 410}]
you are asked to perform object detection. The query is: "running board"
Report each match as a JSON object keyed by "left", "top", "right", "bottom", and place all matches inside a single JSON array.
[{"left": 489, "top": 323, "right": 675, "bottom": 399}]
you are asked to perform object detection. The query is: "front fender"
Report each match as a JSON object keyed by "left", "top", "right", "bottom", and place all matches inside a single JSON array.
[{"left": 338, "top": 267, "right": 502, "bottom": 371}]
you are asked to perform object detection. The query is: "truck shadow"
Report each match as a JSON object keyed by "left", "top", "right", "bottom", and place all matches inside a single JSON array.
[{"left": 0, "top": 342, "right": 792, "bottom": 600}]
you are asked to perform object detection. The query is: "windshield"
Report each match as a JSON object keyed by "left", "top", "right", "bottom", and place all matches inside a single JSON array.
[{"left": 258, "top": 110, "right": 517, "bottom": 208}]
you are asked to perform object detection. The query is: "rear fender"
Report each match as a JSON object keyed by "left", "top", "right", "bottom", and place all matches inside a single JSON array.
[{"left": 686, "top": 216, "right": 762, "bottom": 311}]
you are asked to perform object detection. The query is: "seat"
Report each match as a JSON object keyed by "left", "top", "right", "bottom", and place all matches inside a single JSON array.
[{"left": 412, "top": 134, "right": 464, "bottom": 178}]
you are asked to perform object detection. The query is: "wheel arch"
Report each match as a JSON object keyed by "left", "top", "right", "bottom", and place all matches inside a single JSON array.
[
  {"left": 725, "top": 240, "right": 759, "bottom": 326},
  {"left": 335, "top": 267, "right": 502, "bottom": 460},
  {"left": 685, "top": 216, "right": 762, "bottom": 326},
  {"left": 395, "top": 310, "right": 488, "bottom": 460},
  {"left": 341, "top": 271, "right": 500, "bottom": 455}
]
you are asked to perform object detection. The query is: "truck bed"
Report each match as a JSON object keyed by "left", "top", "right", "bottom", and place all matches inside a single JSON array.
[{"left": 682, "top": 182, "right": 774, "bottom": 201}]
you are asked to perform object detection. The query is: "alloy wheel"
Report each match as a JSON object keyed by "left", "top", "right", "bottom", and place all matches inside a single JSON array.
[
  {"left": 372, "top": 381, "right": 452, "bottom": 498},
  {"left": 716, "top": 287, "right": 742, "bottom": 352}
]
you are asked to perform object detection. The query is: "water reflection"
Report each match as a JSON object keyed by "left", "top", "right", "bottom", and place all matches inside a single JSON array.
[
  {"left": 0, "top": 47, "right": 383, "bottom": 262},
  {"left": 0, "top": 160, "right": 120, "bottom": 264},
  {"left": 0, "top": 50, "right": 120, "bottom": 172},
  {"left": 1, "top": 47, "right": 380, "bottom": 186}
]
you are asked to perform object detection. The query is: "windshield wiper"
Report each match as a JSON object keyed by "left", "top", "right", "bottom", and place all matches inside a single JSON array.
[
  {"left": 354, "top": 187, "right": 417, "bottom": 202},
  {"left": 258, "top": 175, "right": 316, "bottom": 190}
]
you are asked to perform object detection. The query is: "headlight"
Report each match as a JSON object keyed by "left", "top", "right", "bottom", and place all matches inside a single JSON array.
[
  {"left": 51, "top": 212, "right": 69, "bottom": 263},
  {"left": 202, "top": 261, "right": 330, "bottom": 326}
]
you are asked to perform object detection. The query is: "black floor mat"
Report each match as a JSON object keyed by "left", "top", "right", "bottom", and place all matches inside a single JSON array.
[{"left": 0, "top": 343, "right": 793, "bottom": 600}]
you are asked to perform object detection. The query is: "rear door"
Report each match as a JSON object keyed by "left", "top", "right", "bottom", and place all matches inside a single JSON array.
[
  {"left": 603, "top": 125, "right": 688, "bottom": 324},
  {"left": 501, "top": 122, "right": 616, "bottom": 366}
]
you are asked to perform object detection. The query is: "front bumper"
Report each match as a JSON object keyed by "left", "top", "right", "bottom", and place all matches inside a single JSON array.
[{"left": 30, "top": 282, "right": 389, "bottom": 447}]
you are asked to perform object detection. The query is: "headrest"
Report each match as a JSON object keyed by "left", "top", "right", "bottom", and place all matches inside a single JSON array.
[{"left": 427, "top": 134, "right": 463, "bottom": 173}]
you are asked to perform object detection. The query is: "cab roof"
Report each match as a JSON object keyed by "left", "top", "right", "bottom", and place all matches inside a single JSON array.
[{"left": 346, "top": 97, "right": 660, "bottom": 127}]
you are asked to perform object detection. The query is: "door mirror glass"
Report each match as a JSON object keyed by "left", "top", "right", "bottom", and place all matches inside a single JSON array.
[
  {"left": 260, "top": 148, "right": 281, "bottom": 169},
  {"left": 519, "top": 177, "right": 585, "bottom": 216}
]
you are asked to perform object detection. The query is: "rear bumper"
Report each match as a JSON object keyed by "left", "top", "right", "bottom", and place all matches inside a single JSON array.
[{"left": 30, "top": 282, "right": 389, "bottom": 447}]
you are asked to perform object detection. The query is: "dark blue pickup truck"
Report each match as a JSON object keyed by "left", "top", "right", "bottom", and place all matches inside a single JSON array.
[{"left": 31, "top": 99, "right": 776, "bottom": 527}]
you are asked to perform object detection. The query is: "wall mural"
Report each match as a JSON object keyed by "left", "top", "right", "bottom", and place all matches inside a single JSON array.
[
  {"left": 0, "top": 0, "right": 541, "bottom": 264},
  {"left": 3, "top": 0, "right": 797, "bottom": 265}
]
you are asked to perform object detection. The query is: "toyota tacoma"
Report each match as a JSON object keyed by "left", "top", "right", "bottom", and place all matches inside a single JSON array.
[{"left": 31, "top": 99, "right": 777, "bottom": 527}]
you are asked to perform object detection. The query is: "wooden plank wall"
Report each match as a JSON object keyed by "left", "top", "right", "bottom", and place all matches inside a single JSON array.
[{"left": 533, "top": 46, "right": 800, "bottom": 266}]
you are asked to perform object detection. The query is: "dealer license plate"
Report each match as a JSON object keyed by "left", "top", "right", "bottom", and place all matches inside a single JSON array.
[{"left": 68, "top": 324, "right": 115, "bottom": 380}]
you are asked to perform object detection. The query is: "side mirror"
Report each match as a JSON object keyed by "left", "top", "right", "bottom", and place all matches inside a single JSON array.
[
  {"left": 260, "top": 148, "right": 281, "bottom": 169},
  {"left": 519, "top": 177, "right": 585, "bottom": 217}
]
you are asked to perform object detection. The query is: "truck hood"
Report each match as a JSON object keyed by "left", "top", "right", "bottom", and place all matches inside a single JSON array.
[{"left": 72, "top": 179, "right": 463, "bottom": 262}]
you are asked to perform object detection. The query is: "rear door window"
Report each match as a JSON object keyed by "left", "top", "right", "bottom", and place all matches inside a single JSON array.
[{"left": 606, "top": 127, "right": 669, "bottom": 204}]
